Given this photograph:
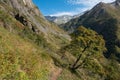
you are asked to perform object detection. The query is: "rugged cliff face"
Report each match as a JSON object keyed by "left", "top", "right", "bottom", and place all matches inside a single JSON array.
[
  {"left": 0, "top": 0, "right": 70, "bottom": 49},
  {"left": 1, "top": 0, "right": 41, "bottom": 17}
]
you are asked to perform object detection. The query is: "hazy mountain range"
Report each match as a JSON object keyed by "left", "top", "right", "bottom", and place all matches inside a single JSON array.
[{"left": 45, "top": 13, "right": 82, "bottom": 25}]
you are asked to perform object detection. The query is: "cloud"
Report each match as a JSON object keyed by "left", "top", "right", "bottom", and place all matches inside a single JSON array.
[
  {"left": 67, "top": 0, "right": 115, "bottom": 7},
  {"left": 65, "top": 0, "right": 115, "bottom": 15},
  {"left": 50, "top": 12, "right": 75, "bottom": 16},
  {"left": 49, "top": 7, "right": 90, "bottom": 16},
  {"left": 50, "top": 0, "right": 115, "bottom": 16}
]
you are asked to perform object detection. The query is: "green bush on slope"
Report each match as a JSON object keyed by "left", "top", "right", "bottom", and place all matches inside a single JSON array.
[
  {"left": 58, "top": 26, "right": 107, "bottom": 79},
  {"left": 57, "top": 26, "right": 120, "bottom": 80},
  {"left": 61, "top": 26, "right": 106, "bottom": 66}
]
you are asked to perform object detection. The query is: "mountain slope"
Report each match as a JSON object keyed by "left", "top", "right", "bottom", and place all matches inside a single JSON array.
[
  {"left": 0, "top": 26, "right": 56, "bottom": 80},
  {"left": 0, "top": 0, "right": 70, "bottom": 79},
  {"left": 62, "top": 0, "right": 120, "bottom": 61},
  {"left": 0, "top": 0, "right": 71, "bottom": 79},
  {"left": 1, "top": 0, "right": 120, "bottom": 80},
  {"left": 0, "top": 0, "right": 70, "bottom": 50}
]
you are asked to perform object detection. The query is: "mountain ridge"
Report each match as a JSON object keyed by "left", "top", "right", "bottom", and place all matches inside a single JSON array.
[
  {"left": 45, "top": 14, "right": 82, "bottom": 25},
  {"left": 62, "top": 0, "right": 120, "bottom": 61}
]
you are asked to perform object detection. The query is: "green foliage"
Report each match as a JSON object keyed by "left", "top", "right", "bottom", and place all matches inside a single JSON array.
[
  {"left": 20, "top": 27, "right": 49, "bottom": 48},
  {"left": 58, "top": 26, "right": 106, "bottom": 78},
  {"left": 58, "top": 26, "right": 120, "bottom": 80},
  {"left": 0, "top": 27, "right": 53, "bottom": 80},
  {"left": 0, "top": 10, "right": 13, "bottom": 23},
  {"left": 105, "top": 60, "right": 120, "bottom": 80},
  {"left": 64, "top": 26, "right": 106, "bottom": 57},
  {"left": 58, "top": 69, "right": 80, "bottom": 80}
]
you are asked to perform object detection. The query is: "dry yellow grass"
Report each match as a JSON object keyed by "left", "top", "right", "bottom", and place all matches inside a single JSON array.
[{"left": 0, "top": 27, "right": 55, "bottom": 80}]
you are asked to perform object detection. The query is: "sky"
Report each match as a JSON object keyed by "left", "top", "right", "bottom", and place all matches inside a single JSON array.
[{"left": 32, "top": 0, "right": 115, "bottom": 16}]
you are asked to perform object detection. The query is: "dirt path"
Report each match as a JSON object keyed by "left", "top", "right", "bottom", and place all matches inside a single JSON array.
[{"left": 50, "top": 68, "right": 62, "bottom": 80}]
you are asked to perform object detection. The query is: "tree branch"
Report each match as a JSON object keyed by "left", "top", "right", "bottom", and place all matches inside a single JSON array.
[{"left": 70, "top": 41, "right": 92, "bottom": 70}]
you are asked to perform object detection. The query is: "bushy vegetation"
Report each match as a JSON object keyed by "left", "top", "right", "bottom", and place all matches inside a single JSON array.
[
  {"left": 56, "top": 26, "right": 120, "bottom": 80},
  {"left": 104, "top": 60, "right": 120, "bottom": 80},
  {"left": 67, "top": 26, "right": 106, "bottom": 55},
  {"left": 60, "top": 26, "right": 106, "bottom": 67},
  {"left": 20, "top": 27, "right": 51, "bottom": 48},
  {"left": 0, "top": 27, "right": 54, "bottom": 80}
]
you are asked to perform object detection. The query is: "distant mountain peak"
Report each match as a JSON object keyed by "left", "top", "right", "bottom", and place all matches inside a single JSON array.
[
  {"left": 111, "top": 0, "right": 120, "bottom": 7},
  {"left": 98, "top": 2, "right": 105, "bottom": 5},
  {"left": 45, "top": 14, "right": 82, "bottom": 25},
  {"left": 115, "top": 0, "right": 120, "bottom": 5},
  {"left": 95, "top": 2, "right": 107, "bottom": 8}
]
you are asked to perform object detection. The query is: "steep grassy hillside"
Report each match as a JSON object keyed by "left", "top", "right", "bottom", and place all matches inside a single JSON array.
[
  {"left": 0, "top": 0, "right": 70, "bottom": 80},
  {"left": 0, "top": 0, "right": 70, "bottom": 50},
  {"left": 0, "top": 26, "right": 57, "bottom": 80},
  {"left": 0, "top": 25, "right": 120, "bottom": 80}
]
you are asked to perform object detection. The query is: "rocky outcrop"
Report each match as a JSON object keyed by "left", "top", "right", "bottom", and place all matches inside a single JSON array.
[{"left": 0, "top": 0, "right": 70, "bottom": 48}]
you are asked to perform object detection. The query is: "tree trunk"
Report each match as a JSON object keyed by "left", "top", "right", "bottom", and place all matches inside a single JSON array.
[{"left": 70, "top": 45, "right": 88, "bottom": 70}]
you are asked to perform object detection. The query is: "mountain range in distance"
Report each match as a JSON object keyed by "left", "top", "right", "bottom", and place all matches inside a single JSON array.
[{"left": 45, "top": 13, "right": 83, "bottom": 25}]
